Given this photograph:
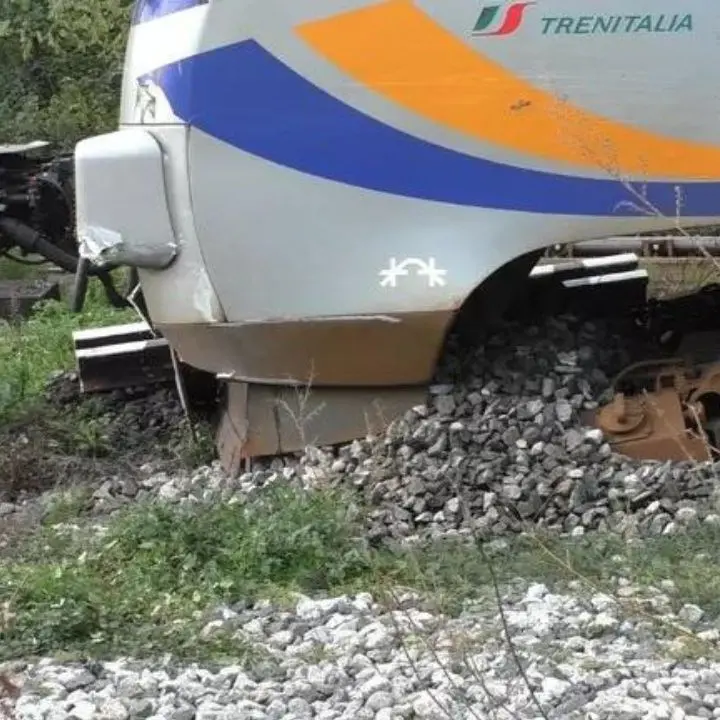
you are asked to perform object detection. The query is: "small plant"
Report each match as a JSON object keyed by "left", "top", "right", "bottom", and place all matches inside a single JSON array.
[
  {"left": 41, "top": 486, "right": 93, "bottom": 526},
  {"left": 173, "top": 419, "right": 217, "bottom": 470},
  {"left": 68, "top": 418, "right": 112, "bottom": 458},
  {"left": 0, "top": 285, "right": 134, "bottom": 424}
]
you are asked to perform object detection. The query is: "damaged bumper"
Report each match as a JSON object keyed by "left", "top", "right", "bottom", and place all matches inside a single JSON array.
[{"left": 74, "top": 128, "right": 179, "bottom": 269}]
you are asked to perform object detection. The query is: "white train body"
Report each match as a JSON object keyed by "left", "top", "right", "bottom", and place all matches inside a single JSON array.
[{"left": 73, "top": 0, "right": 720, "bottom": 457}]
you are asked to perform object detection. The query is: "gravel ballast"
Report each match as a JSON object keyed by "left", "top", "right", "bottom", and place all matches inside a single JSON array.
[
  {"left": 10, "top": 313, "right": 713, "bottom": 545},
  {"left": 6, "top": 582, "right": 720, "bottom": 720}
]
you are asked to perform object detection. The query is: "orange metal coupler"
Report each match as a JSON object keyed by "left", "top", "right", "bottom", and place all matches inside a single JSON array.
[{"left": 592, "top": 358, "right": 720, "bottom": 462}]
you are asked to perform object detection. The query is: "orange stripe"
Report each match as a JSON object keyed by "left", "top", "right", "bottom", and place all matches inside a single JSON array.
[{"left": 296, "top": 0, "right": 720, "bottom": 180}]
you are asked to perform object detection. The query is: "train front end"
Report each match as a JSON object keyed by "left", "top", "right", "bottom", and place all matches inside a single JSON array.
[{"left": 73, "top": 0, "right": 720, "bottom": 468}]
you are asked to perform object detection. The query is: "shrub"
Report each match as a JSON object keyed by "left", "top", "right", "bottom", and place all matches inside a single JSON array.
[{"left": 0, "top": 0, "right": 134, "bottom": 150}]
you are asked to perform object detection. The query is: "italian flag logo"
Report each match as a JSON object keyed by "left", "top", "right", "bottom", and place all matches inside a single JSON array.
[{"left": 473, "top": 2, "right": 536, "bottom": 36}]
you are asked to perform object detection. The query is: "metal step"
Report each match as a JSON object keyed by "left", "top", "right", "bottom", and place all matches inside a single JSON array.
[
  {"left": 72, "top": 322, "right": 174, "bottom": 393},
  {"left": 526, "top": 252, "right": 648, "bottom": 317}
]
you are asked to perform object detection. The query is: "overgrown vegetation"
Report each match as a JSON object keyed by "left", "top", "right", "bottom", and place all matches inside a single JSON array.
[
  {"left": 0, "top": 0, "right": 134, "bottom": 149},
  {"left": 0, "top": 282, "right": 133, "bottom": 423},
  {"left": 2, "top": 484, "right": 720, "bottom": 663},
  {"left": 0, "top": 0, "right": 136, "bottom": 402},
  {"left": 0, "top": 277, "right": 217, "bottom": 514}
]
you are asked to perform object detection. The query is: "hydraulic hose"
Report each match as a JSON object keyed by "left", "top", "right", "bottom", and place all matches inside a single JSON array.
[
  {"left": 0, "top": 216, "right": 130, "bottom": 312},
  {"left": 0, "top": 216, "right": 82, "bottom": 273}
]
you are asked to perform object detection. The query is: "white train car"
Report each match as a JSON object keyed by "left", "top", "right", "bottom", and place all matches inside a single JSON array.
[{"left": 73, "top": 0, "right": 720, "bottom": 466}]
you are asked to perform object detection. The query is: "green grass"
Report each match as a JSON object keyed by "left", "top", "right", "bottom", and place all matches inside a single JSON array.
[
  {"left": 3, "top": 484, "right": 720, "bottom": 664},
  {"left": 0, "top": 275, "right": 134, "bottom": 422},
  {"left": 0, "top": 257, "right": 50, "bottom": 281},
  {"left": 40, "top": 486, "right": 95, "bottom": 526},
  {"left": 0, "top": 486, "right": 371, "bottom": 662}
]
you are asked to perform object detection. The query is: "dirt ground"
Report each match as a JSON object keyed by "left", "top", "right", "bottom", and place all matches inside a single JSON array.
[{"left": 0, "top": 372, "right": 216, "bottom": 550}]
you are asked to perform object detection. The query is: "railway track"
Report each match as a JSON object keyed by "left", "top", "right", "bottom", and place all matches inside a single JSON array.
[{"left": 549, "top": 234, "right": 720, "bottom": 258}]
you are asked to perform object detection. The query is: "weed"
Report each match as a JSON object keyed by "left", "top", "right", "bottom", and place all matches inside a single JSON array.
[
  {"left": 40, "top": 486, "right": 94, "bottom": 526},
  {"left": 665, "top": 633, "right": 716, "bottom": 662},
  {"left": 172, "top": 419, "right": 216, "bottom": 469},
  {"left": 0, "top": 485, "right": 371, "bottom": 661},
  {"left": 0, "top": 282, "right": 133, "bottom": 424},
  {"left": 3, "top": 487, "right": 720, "bottom": 664}
]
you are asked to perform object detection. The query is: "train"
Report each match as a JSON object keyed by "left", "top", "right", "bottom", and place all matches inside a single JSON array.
[{"left": 66, "top": 0, "right": 720, "bottom": 467}]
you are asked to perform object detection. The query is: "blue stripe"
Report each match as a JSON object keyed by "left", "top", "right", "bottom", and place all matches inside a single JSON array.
[
  {"left": 147, "top": 39, "right": 720, "bottom": 217},
  {"left": 131, "top": 0, "right": 208, "bottom": 25}
]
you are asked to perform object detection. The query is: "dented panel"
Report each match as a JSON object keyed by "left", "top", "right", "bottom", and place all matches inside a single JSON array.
[
  {"left": 75, "top": 129, "right": 178, "bottom": 269},
  {"left": 129, "top": 126, "right": 226, "bottom": 325}
]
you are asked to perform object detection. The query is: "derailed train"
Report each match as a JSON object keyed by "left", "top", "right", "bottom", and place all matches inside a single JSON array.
[{"left": 70, "top": 0, "right": 720, "bottom": 465}]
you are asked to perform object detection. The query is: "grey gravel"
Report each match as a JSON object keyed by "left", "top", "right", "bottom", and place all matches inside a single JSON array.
[
  {"left": 7, "top": 582, "right": 720, "bottom": 720},
  {"left": 6, "top": 314, "right": 720, "bottom": 548},
  {"left": 22, "top": 314, "right": 716, "bottom": 547}
]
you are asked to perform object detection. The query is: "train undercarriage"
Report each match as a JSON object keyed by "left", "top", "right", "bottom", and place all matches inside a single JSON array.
[{"left": 0, "top": 141, "right": 140, "bottom": 314}]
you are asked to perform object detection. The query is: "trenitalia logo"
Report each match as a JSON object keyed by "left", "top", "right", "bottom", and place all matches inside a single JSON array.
[
  {"left": 472, "top": 1, "right": 535, "bottom": 36},
  {"left": 472, "top": 3, "right": 694, "bottom": 38}
]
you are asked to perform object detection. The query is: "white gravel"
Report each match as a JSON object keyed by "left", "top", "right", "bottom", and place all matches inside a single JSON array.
[
  {"left": 5, "top": 581, "right": 720, "bottom": 720},
  {"left": 4, "top": 314, "right": 720, "bottom": 719}
]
